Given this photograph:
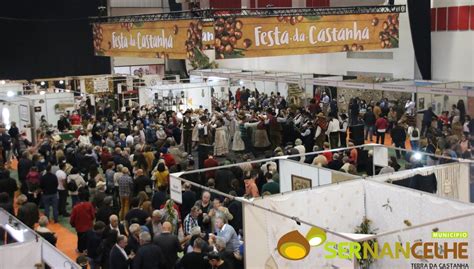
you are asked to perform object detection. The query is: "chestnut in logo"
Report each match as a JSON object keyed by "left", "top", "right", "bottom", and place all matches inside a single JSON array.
[
  {"left": 243, "top": 39, "right": 252, "bottom": 49},
  {"left": 371, "top": 18, "right": 379, "bottom": 26}
]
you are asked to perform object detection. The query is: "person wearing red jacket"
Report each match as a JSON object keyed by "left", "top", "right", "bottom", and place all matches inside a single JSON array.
[
  {"left": 375, "top": 114, "right": 389, "bottom": 145},
  {"left": 70, "top": 111, "right": 81, "bottom": 125},
  {"left": 70, "top": 189, "right": 95, "bottom": 254},
  {"left": 204, "top": 154, "right": 218, "bottom": 180}
]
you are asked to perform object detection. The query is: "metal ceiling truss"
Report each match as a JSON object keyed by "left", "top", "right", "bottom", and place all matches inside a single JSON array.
[{"left": 91, "top": 5, "right": 406, "bottom": 23}]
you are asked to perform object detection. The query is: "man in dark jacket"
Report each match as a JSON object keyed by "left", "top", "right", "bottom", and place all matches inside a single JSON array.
[
  {"left": 363, "top": 107, "right": 376, "bottom": 142},
  {"left": 214, "top": 167, "right": 234, "bottom": 195},
  {"left": 16, "top": 194, "right": 39, "bottom": 229},
  {"left": 421, "top": 107, "right": 437, "bottom": 137},
  {"left": 390, "top": 122, "right": 407, "bottom": 159},
  {"left": 109, "top": 235, "right": 132, "bottom": 269},
  {"left": 134, "top": 231, "right": 166, "bottom": 269},
  {"left": 181, "top": 183, "right": 196, "bottom": 220},
  {"left": 96, "top": 196, "right": 115, "bottom": 226},
  {"left": 86, "top": 221, "right": 106, "bottom": 269},
  {"left": 0, "top": 170, "right": 18, "bottom": 204},
  {"left": 17, "top": 152, "right": 33, "bottom": 194},
  {"left": 133, "top": 169, "right": 152, "bottom": 196},
  {"left": 153, "top": 222, "right": 182, "bottom": 269},
  {"left": 40, "top": 165, "right": 59, "bottom": 222},
  {"left": 226, "top": 192, "right": 243, "bottom": 234}
]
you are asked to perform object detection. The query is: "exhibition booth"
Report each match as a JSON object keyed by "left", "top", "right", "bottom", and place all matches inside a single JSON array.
[
  {"left": 0, "top": 208, "right": 79, "bottom": 269},
  {"left": 138, "top": 77, "right": 228, "bottom": 112},
  {"left": 169, "top": 145, "right": 474, "bottom": 268},
  {"left": 190, "top": 69, "right": 473, "bottom": 123},
  {"left": 243, "top": 179, "right": 474, "bottom": 268}
]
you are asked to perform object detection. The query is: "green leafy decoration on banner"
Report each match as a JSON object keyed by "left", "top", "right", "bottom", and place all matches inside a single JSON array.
[
  {"left": 95, "top": 50, "right": 105, "bottom": 56},
  {"left": 223, "top": 48, "right": 245, "bottom": 59},
  {"left": 133, "top": 22, "right": 144, "bottom": 28},
  {"left": 305, "top": 16, "right": 322, "bottom": 21},
  {"left": 390, "top": 36, "right": 399, "bottom": 48},
  {"left": 189, "top": 48, "right": 218, "bottom": 70}
]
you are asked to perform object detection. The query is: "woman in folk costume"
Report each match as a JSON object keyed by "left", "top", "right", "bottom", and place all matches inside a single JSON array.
[
  {"left": 214, "top": 119, "right": 229, "bottom": 157},
  {"left": 232, "top": 113, "right": 246, "bottom": 152},
  {"left": 314, "top": 112, "right": 329, "bottom": 149},
  {"left": 254, "top": 115, "right": 271, "bottom": 149}
]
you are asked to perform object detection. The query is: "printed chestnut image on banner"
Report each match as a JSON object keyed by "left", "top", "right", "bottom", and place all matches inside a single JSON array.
[
  {"left": 93, "top": 20, "right": 200, "bottom": 59},
  {"left": 213, "top": 13, "right": 400, "bottom": 59}
]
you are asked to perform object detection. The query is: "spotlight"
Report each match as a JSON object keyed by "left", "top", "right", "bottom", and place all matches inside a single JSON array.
[
  {"left": 277, "top": 230, "right": 310, "bottom": 260},
  {"left": 413, "top": 152, "right": 422, "bottom": 160},
  {"left": 0, "top": 80, "right": 5, "bottom": 85},
  {"left": 6, "top": 91, "right": 15, "bottom": 97},
  {"left": 306, "top": 227, "right": 327, "bottom": 247},
  {"left": 239, "top": 80, "right": 244, "bottom": 86},
  {"left": 40, "top": 81, "right": 45, "bottom": 86},
  {"left": 59, "top": 80, "right": 64, "bottom": 85}
]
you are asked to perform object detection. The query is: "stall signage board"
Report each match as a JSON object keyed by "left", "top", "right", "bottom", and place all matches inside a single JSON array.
[
  {"left": 93, "top": 77, "right": 109, "bottom": 93},
  {"left": 214, "top": 13, "right": 400, "bottom": 59},
  {"left": 170, "top": 176, "right": 182, "bottom": 204},
  {"left": 337, "top": 81, "right": 374, "bottom": 89},
  {"left": 373, "top": 84, "right": 415, "bottom": 93},
  {"left": 309, "top": 79, "right": 339, "bottom": 87},
  {"left": 417, "top": 87, "right": 468, "bottom": 96}
]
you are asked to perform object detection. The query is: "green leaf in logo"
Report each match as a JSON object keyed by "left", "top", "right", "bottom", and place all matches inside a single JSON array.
[
  {"left": 305, "top": 16, "right": 322, "bottom": 21},
  {"left": 133, "top": 22, "right": 144, "bottom": 28}
]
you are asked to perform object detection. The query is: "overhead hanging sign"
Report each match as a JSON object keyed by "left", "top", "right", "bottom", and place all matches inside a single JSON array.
[
  {"left": 214, "top": 13, "right": 400, "bottom": 59},
  {"left": 92, "top": 20, "right": 200, "bottom": 59},
  {"left": 93, "top": 12, "right": 401, "bottom": 59}
]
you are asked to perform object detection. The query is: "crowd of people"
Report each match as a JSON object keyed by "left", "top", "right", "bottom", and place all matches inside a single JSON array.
[{"left": 0, "top": 86, "right": 473, "bottom": 269}]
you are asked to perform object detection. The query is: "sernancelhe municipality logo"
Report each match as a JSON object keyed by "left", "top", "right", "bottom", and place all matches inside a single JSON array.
[{"left": 276, "top": 229, "right": 469, "bottom": 262}]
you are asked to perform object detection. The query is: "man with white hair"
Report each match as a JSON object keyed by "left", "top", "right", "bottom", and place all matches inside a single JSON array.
[
  {"left": 126, "top": 223, "right": 141, "bottom": 254},
  {"left": 212, "top": 217, "right": 240, "bottom": 252},
  {"left": 133, "top": 232, "right": 166, "bottom": 269},
  {"left": 107, "top": 214, "right": 126, "bottom": 236},
  {"left": 145, "top": 210, "right": 163, "bottom": 237}
]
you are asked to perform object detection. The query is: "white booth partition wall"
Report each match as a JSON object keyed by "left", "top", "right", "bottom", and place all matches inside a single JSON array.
[
  {"left": 364, "top": 181, "right": 474, "bottom": 268},
  {"left": 0, "top": 241, "right": 43, "bottom": 268},
  {"left": 416, "top": 86, "right": 468, "bottom": 116},
  {"left": 0, "top": 95, "right": 33, "bottom": 141},
  {"left": 369, "top": 144, "right": 472, "bottom": 203},
  {"left": 28, "top": 92, "right": 75, "bottom": 127},
  {"left": 138, "top": 80, "right": 229, "bottom": 111},
  {"left": 243, "top": 180, "right": 474, "bottom": 268},
  {"left": 278, "top": 159, "right": 359, "bottom": 193},
  {"left": 0, "top": 208, "right": 80, "bottom": 269},
  {"left": 370, "top": 161, "right": 471, "bottom": 203}
]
